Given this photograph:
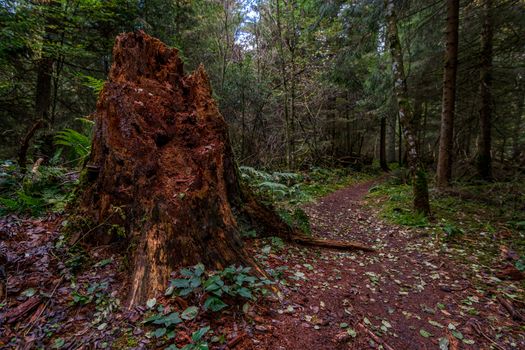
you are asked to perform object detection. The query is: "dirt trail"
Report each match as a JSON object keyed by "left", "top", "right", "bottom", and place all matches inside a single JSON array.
[{"left": 253, "top": 179, "right": 524, "bottom": 350}]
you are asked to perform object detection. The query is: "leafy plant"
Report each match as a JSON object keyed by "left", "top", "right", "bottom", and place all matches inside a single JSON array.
[
  {"left": 70, "top": 281, "right": 108, "bottom": 306},
  {"left": 442, "top": 223, "right": 464, "bottom": 240},
  {"left": 165, "top": 326, "right": 210, "bottom": 350},
  {"left": 54, "top": 123, "right": 92, "bottom": 166},
  {"left": 0, "top": 161, "right": 76, "bottom": 216},
  {"left": 165, "top": 264, "right": 273, "bottom": 313},
  {"left": 77, "top": 73, "right": 106, "bottom": 95},
  {"left": 277, "top": 207, "right": 311, "bottom": 234},
  {"left": 239, "top": 166, "right": 308, "bottom": 202}
]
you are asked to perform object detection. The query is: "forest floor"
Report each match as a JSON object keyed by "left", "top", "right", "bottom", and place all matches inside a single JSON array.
[
  {"left": 250, "top": 179, "right": 525, "bottom": 350},
  {"left": 1, "top": 176, "right": 524, "bottom": 349}
]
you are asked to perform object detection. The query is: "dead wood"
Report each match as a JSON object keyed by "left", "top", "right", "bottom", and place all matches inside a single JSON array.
[{"left": 4, "top": 296, "right": 42, "bottom": 324}]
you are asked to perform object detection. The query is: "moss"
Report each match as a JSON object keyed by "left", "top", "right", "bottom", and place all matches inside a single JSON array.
[
  {"left": 111, "top": 332, "right": 138, "bottom": 349},
  {"left": 368, "top": 178, "right": 525, "bottom": 292}
]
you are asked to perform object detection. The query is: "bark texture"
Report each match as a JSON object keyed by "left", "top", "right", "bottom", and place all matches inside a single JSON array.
[
  {"left": 77, "top": 31, "right": 287, "bottom": 306},
  {"left": 437, "top": 0, "right": 460, "bottom": 187},
  {"left": 385, "top": 0, "right": 430, "bottom": 215}
]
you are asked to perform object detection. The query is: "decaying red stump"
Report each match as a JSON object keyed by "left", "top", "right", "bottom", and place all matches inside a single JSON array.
[{"left": 77, "top": 31, "right": 371, "bottom": 306}]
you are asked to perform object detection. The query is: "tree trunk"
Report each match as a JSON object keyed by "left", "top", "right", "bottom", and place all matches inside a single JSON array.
[
  {"left": 398, "top": 116, "right": 403, "bottom": 167},
  {"left": 380, "top": 116, "right": 389, "bottom": 172},
  {"left": 18, "top": 0, "right": 58, "bottom": 171},
  {"left": 385, "top": 0, "right": 430, "bottom": 215},
  {"left": 387, "top": 114, "right": 396, "bottom": 163},
  {"left": 477, "top": 0, "right": 494, "bottom": 181},
  {"left": 76, "top": 32, "right": 371, "bottom": 307},
  {"left": 275, "top": 0, "right": 291, "bottom": 169},
  {"left": 18, "top": 57, "right": 53, "bottom": 171},
  {"left": 437, "top": 0, "right": 460, "bottom": 188}
]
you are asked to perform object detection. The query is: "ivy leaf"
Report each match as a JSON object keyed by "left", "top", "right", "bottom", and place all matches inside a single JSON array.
[
  {"left": 192, "top": 326, "right": 210, "bottom": 342},
  {"left": 204, "top": 296, "right": 227, "bottom": 312},
  {"left": 181, "top": 306, "right": 199, "bottom": 320},
  {"left": 179, "top": 288, "right": 194, "bottom": 297},
  {"left": 194, "top": 263, "right": 205, "bottom": 277},
  {"left": 171, "top": 279, "right": 190, "bottom": 288},
  {"left": 154, "top": 327, "right": 167, "bottom": 338},
  {"left": 53, "top": 338, "right": 65, "bottom": 349},
  {"left": 22, "top": 288, "right": 36, "bottom": 297},
  {"left": 167, "top": 330, "right": 176, "bottom": 339},
  {"left": 237, "top": 287, "right": 252, "bottom": 299},
  {"left": 155, "top": 312, "right": 182, "bottom": 327},
  {"left": 190, "top": 277, "right": 201, "bottom": 288},
  {"left": 94, "top": 258, "right": 112, "bottom": 268},
  {"left": 165, "top": 286, "right": 175, "bottom": 296}
]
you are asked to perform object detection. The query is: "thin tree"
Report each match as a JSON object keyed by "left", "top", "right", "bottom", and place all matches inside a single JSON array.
[
  {"left": 380, "top": 116, "right": 389, "bottom": 172},
  {"left": 437, "top": 0, "right": 460, "bottom": 187},
  {"left": 385, "top": 0, "right": 430, "bottom": 215}
]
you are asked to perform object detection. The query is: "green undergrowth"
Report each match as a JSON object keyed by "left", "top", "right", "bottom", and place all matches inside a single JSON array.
[
  {"left": 140, "top": 264, "right": 273, "bottom": 349},
  {"left": 368, "top": 175, "right": 525, "bottom": 275},
  {"left": 0, "top": 160, "right": 78, "bottom": 216},
  {"left": 0, "top": 123, "right": 92, "bottom": 216},
  {"left": 240, "top": 166, "right": 378, "bottom": 234}
]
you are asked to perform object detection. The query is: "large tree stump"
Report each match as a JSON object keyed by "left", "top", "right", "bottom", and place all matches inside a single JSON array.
[
  {"left": 77, "top": 31, "right": 292, "bottom": 306},
  {"left": 77, "top": 31, "right": 372, "bottom": 306}
]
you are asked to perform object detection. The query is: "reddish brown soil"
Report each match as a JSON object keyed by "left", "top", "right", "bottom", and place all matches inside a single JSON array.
[{"left": 249, "top": 180, "right": 524, "bottom": 350}]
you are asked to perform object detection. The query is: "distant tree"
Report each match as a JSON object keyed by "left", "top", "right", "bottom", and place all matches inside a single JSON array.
[
  {"left": 477, "top": 0, "right": 494, "bottom": 181},
  {"left": 385, "top": 0, "right": 430, "bottom": 215},
  {"left": 437, "top": 0, "right": 459, "bottom": 188}
]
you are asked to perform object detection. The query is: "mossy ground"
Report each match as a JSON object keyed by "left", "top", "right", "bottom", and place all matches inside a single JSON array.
[{"left": 367, "top": 174, "right": 525, "bottom": 293}]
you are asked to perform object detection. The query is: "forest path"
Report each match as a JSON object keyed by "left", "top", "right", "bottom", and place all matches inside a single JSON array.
[{"left": 253, "top": 179, "right": 518, "bottom": 350}]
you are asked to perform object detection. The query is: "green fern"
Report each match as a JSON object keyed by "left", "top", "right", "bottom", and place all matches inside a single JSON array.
[
  {"left": 76, "top": 73, "right": 105, "bottom": 95},
  {"left": 54, "top": 128, "right": 91, "bottom": 165},
  {"left": 239, "top": 166, "right": 309, "bottom": 202}
]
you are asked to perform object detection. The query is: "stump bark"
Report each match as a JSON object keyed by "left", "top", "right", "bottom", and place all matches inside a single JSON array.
[
  {"left": 77, "top": 31, "right": 371, "bottom": 306},
  {"left": 77, "top": 31, "right": 295, "bottom": 305}
]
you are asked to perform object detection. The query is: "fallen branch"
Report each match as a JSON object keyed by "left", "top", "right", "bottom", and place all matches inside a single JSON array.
[
  {"left": 227, "top": 332, "right": 247, "bottom": 349},
  {"left": 472, "top": 320, "right": 506, "bottom": 350},
  {"left": 4, "top": 296, "right": 42, "bottom": 324},
  {"left": 357, "top": 322, "right": 395, "bottom": 350},
  {"left": 24, "top": 276, "right": 64, "bottom": 336},
  {"left": 497, "top": 296, "right": 524, "bottom": 322}
]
